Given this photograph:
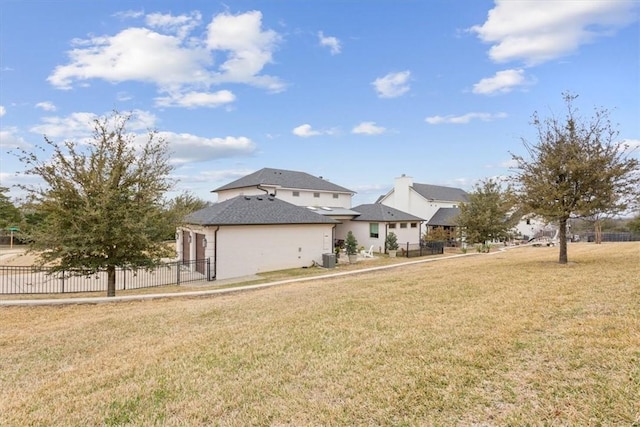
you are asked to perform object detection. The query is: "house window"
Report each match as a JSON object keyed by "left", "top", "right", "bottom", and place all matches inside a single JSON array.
[
  {"left": 400, "top": 223, "right": 407, "bottom": 229},
  {"left": 333, "top": 193, "right": 339, "bottom": 199},
  {"left": 293, "top": 191, "right": 300, "bottom": 197},
  {"left": 411, "top": 223, "right": 417, "bottom": 228},
  {"left": 389, "top": 223, "right": 396, "bottom": 229},
  {"left": 313, "top": 192, "right": 320, "bottom": 198},
  {"left": 370, "top": 223, "right": 379, "bottom": 238}
]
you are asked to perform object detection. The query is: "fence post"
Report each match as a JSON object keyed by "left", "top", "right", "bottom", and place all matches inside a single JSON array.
[
  {"left": 406, "top": 242, "right": 409, "bottom": 258},
  {"left": 61, "top": 269, "right": 65, "bottom": 293},
  {"left": 176, "top": 261, "right": 181, "bottom": 286},
  {"left": 207, "top": 258, "right": 211, "bottom": 281}
]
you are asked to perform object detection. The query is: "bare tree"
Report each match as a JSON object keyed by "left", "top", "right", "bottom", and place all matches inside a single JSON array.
[{"left": 511, "top": 93, "right": 639, "bottom": 263}]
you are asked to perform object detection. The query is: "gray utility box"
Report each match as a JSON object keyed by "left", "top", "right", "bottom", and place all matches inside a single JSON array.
[{"left": 322, "top": 253, "right": 336, "bottom": 268}]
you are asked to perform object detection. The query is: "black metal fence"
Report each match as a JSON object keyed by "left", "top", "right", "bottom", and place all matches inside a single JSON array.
[
  {"left": 398, "top": 241, "right": 445, "bottom": 258},
  {"left": 0, "top": 259, "right": 212, "bottom": 295},
  {"left": 581, "top": 232, "right": 640, "bottom": 242}
]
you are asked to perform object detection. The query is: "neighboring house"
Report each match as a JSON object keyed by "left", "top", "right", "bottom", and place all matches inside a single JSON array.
[
  {"left": 180, "top": 195, "right": 338, "bottom": 281},
  {"left": 214, "top": 167, "right": 355, "bottom": 210},
  {"left": 338, "top": 204, "right": 424, "bottom": 253},
  {"left": 378, "top": 174, "right": 469, "bottom": 236},
  {"left": 425, "top": 207, "right": 461, "bottom": 243},
  {"left": 513, "top": 215, "right": 553, "bottom": 241}
]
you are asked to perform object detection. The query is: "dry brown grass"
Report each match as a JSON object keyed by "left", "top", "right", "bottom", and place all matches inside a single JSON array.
[{"left": 1, "top": 243, "right": 639, "bottom": 426}]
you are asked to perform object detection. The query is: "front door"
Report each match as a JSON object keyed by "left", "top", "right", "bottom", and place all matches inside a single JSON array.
[{"left": 195, "top": 233, "right": 205, "bottom": 274}]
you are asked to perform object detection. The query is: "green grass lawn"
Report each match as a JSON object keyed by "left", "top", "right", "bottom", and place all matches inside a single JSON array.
[{"left": 1, "top": 243, "right": 639, "bottom": 425}]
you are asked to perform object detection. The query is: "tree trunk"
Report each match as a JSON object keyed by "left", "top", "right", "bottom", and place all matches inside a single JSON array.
[
  {"left": 107, "top": 265, "right": 116, "bottom": 297},
  {"left": 594, "top": 220, "right": 602, "bottom": 244},
  {"left": 558, "top": 217, "right": 568, "bottom": 264}
]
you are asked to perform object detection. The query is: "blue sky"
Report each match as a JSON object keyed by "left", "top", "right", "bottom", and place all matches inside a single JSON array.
[{"left": 1, "top": 0, "right": 639, "bottom": 206}]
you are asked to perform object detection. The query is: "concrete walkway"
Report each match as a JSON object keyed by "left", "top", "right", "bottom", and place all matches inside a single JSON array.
[{"left": 0, "top": 252, "right": 478, "bottom": 307}]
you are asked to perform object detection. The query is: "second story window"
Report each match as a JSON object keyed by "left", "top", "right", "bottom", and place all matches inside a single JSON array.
[
  {"left": 389, "top": 223, "right": 396, "bottom": 229},
  {"left": 293, "top": 191, "right": 300, "bottom": 197},
  {"left": 313, "top": 192, "right": 320, "bottom": 198},
  {"left": 400, "top": 223, "right": 407, "bottom": 229},
  {"left": 333, "top": 193, "right": 339, "bottom": 199}
]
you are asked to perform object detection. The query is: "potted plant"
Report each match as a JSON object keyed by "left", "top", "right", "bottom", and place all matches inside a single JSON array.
[
  {"left": 385, "top": 231, "right": 399, "bottom": 257},
  {"left": 345, "top": 231, "right": 358, "bottom": 263}
]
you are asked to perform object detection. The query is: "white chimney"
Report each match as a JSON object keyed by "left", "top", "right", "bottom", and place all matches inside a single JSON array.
[{"left": 394, "top": 174, "right": 413, "bottom": 211}]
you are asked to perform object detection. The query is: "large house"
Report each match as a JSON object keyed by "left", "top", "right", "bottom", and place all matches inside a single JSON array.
[
  {"left": 180, "top": 195, "right": 337, "bottom": 281},
  {"left": 377, "top": 174, "right": 469, "bottom": 237},
  {"left": 179, "top": 168, "right": 552, "bottom": 281},
  {"left": 179, "top": 168, "right": 425, "bottom": 281}
]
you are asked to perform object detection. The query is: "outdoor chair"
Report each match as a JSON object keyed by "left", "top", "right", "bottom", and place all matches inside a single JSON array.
[{"left": 360, "top": 245, "right": 374, "bottom": 258}]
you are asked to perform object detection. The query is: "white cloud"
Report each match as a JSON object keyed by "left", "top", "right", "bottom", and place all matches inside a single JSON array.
[
  {"left": 146, "top": 11, "right": 202, "bottom": 39},
  {"left": 318, "top": 31, "right": 341, "bottom": 55},
  {"left": 206, "top": 10, "right": 284, "bottom": 92},
  {"left": 47, "top": 10, "right": 284, "bottom": 103},
  {"left": 470, "top": 0, "right": 638, "bottom": 65},
  {"left": 0, "top": 105, "right": 5, "bottom": 116},
  {"left": 425, "top": 112, "right": 508, "bottom": 124},
  {"left": 35, "top": 101, "right": 57, "bottom": 111},
  {"left": 372, "top": 71, "right": 411, "bottom": 98},
  {"left": 48, "top": 27, "right": 212, "bottom": 90},
  {"left": 27, "top": 110, "right": 254, "bottom": 163},
  {"left": 29, "top": 112, "right": 99, "bottom": 138},
  {"left": 156, "top": 133, "right": 256, "bottom": 164},
  {"left": 499, "top": 158, "right": 519, "bottom": 169},
  {"left": 155, "top": 89, "right": 236, "bottom": 108},
  {"left": 472, "top": 69, "right": 532, "bottom": 95},
  {"left": 292, "top": 124, "right": 322, "bottom": 137},
  {"left": 352, "top": 121, "right": 386, "bottom": 135},
  {"left": 0, "top": 127, "right": 31, "bottom": 149},
  {"left": 622, "top": 138, "right": 640, "bottom": 150}
]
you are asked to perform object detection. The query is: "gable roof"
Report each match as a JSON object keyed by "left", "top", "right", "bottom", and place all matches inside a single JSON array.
[
  {"left": 184, "top": 195, "right": 339, "bottom": 226},
  {"left": 351, "top": 204, "right": 424, "bottom": 222},
  {"left": 426, "top": 207, "right": 460, "bottom": 226},
  {"left": 213, "top": 167, "right": 354, "bottom": 194},
  {"left": 412, "top": 183, "right": 468, "bottom": 203}
]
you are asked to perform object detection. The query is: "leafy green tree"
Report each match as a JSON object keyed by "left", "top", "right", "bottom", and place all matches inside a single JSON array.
[
  {"left": 511, "top": 93, "right": 640, "bottom": 263},
  {"left": 456, "top": 178, "right": 517, "bottom": 250},
  {"left": 629, "top": 215, "right": 640, "bottom": 235},
  {"left": 345, "top": 231, "right": 358, "bottom": 256},
  {"left": 15, "top": 112, "right": 175, "bottom": 296},
  {"left": 385, "top": 231, "right": 398, "bottom": 251},
  {"left": 162, "top": 192, "right": 210, "bottom": 240},
  {"left": 0, "top": 186, "right": 22, "bottom": 230}
]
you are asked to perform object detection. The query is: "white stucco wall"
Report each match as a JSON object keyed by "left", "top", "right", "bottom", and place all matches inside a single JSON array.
[
  {"left": 185, "top": 224, "right": 334, "bottom": 280},
  {"left": 380, "top": 176, "right": 461, "bottom": 236},
  {"left": 337, "top": 219, "right": 422, "bottom": 254},
  {"left": 513, "top": 216, "right": 551, "bottom": 240},
  {"left": 217, "top": 187, "right": 352, "bottom": 208}
]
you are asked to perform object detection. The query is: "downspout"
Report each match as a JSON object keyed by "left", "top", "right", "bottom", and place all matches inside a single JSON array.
[
  {"left": 384, "top": 223, "right": 389, "bottom": 254},
  {"left": 257, "top": 183, "right": 276, "bottom": 197},
  {"left": 212, "top": 226, "right": 219, "bottom": 280}
]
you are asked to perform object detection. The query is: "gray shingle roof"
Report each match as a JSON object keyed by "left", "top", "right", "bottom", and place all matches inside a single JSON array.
[
  {"left": 213, "top": 167, "right": 354, "bottom": 194},
  {"left": 184, "top": 195, "right": 339, "bottom": 226},
  {"left": 426, "top": 207, "right": 461, "bottom": 226},
  {"left": 351, "top": 204, "right": 424, "bottom": 222},
  {"left": 412, "top": 184, "right": 468, "bottom": 203}
]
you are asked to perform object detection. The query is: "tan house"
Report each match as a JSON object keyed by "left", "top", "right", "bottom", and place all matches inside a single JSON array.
[{"left": 179, "top": 195, "right": 337, "bottom": 281}]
